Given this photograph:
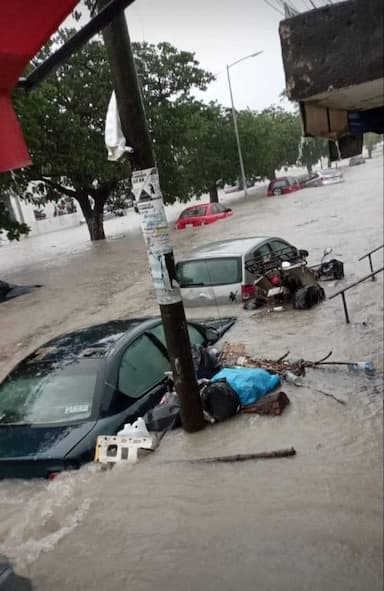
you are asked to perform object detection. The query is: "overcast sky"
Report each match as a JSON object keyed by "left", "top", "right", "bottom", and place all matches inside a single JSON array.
[
  {"left": 124, "top": 0, "right": 289, "bottom": 111},
  {"left": 73, "top": 0, "right": 337, "bottom": 112}
]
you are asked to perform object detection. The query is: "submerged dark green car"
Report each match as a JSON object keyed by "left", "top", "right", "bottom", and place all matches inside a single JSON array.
[{"left": 0, "top": 317, "right": 234, "bottom": 479}]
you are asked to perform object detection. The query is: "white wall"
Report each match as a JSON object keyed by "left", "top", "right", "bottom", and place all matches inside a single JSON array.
[{"left": 10, "top": 195, "right": 82, "bottom": 237}]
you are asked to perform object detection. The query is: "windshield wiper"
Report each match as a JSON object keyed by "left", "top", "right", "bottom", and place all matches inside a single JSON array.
[{"left": 0, "top": 421, "right": 32, "bottom": 426}]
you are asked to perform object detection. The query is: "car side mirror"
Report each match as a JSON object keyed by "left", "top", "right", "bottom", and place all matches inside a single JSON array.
[
  {"left": 299, "top": 249, "right": 309, "bottom": 258},
  {"left": 205, "top": 326, "right": 219, "bottom": 343}
]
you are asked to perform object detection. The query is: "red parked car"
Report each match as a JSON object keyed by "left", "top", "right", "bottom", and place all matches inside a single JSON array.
[
  {"left": 267, "top": 176, "right": 302, "bottom": 197},
  {"left": 175, "top": 203, "right": 233, "bottom": 230}
]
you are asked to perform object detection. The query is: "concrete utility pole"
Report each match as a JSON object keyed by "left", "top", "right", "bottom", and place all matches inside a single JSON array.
[{"left": 97, "top": 0, "right": 204, "bottom": 433}]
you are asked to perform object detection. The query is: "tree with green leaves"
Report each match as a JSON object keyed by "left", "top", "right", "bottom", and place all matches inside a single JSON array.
[
  {"left": 5, "top": 33, "right": 129, "bottom": 241},
  {"left": 133, "top": 41, "right": 221, "bottom": 203},
  {"left": 0, "top": 196, "right": 29, "bottom": 241},
  {"left": 237, "top": 107, "right": 302, "bottom": 180},
  {"left": 299, "top": 136, "right": 328, "bottom": 173},
  {"left": 1, "top": 31, "right": 307, "bottom": 241},
  {"left": 2, "top": 38, "right": 215, "bottom": 240},
  {"left": 364, "top": 132, "right": 380, "bottom": 158},
  {"left": 177, "top": 101, "right": 238, "bottom": 202}
]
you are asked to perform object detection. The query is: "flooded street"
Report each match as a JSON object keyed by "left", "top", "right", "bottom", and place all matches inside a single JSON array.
[{"left": 0, "top": 156, "right": 383, "bottom": 590}]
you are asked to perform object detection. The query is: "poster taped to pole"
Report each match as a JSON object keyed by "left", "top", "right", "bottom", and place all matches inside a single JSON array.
[{"left": 132, "top": 167, "right": 181, "bottom": 305}]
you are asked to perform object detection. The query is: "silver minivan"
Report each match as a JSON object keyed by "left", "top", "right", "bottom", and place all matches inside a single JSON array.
[{"left": 176, "top": 236, "right": 307, "bottom": 306}]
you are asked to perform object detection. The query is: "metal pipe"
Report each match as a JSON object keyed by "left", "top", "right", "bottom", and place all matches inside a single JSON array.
[
  {"left": 228, "top": 51, "right": 263, "bottom": 69},
  {"left": 358, "top": 244, "right": 384, "bottom": 261},
  {"left": 368, "top": 254, "right": 375, "bottom": 280},
  {"left": 227, "top": 65, "right": 248, "bottom": 198},
  {"left": 17, "top": 0, "right": 136, "bottom": 90},
  {"left": 341, "top": 292, "right": 350, "bottom": 324},
  {"left": 226, "top": 51, "right": 263, "bottom": 198},
  {"left": 329, "top": 266, "right": 384, "bottom": 299}
]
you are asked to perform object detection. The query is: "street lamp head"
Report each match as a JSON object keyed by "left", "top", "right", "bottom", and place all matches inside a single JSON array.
[{"left": 227, "top": 50, "right": 264, "bottom": 69}]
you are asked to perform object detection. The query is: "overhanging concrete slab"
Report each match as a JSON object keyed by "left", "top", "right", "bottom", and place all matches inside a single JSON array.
[{"left": 279, "top": 0, "right": 384, "bottom": 144}]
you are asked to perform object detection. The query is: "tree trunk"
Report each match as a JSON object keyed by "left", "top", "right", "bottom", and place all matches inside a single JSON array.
[
  {"left": 77, "top": 193, "right": 106, "bottom": 241},
  {"left": 209, "top": 183, "right": 219, "bottom": 203},
  {"left": 306, "top": 163, "right": 313, "bottom": 174},
  {"left": 368, "top": 147, "right": 373, "bottom": 158},
  {"left": 90, "top": 209, "right": 106, "bottom": 240}
]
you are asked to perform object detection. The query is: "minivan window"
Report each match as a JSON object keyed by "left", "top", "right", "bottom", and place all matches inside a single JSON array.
[
  {"left": 176, "top": 257, "right": 242, "bottom": 287},
  {"left": 269, "top": 240, "right": 297, "bottom": 260}
]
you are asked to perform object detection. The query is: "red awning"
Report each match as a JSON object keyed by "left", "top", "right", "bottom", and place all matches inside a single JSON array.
[{"left": 0, "top": 1, "right": 78, "bottom": 173}]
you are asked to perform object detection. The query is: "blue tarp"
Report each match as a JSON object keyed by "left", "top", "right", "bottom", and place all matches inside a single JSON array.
[{"left": 212, "top": 367, "right": 280, "bottom": 406}]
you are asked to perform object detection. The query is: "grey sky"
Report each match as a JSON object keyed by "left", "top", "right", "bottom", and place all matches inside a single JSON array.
[
  {"left": 73, "top": 0, "right": 338, "bottom": 112},
  {"left": 125, "top": 0, "right": 289, "bottom": 111}
]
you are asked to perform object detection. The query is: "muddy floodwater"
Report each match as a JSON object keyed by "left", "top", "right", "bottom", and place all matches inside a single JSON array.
[{"left": 0, "top": 156, "right": 383, "bottom": 590}]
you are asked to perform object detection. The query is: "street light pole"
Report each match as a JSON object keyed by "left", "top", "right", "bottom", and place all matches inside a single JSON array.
[
  {"left": 226, "top": 51, "right": 263, "bottom": 198},
  {"left": 226, "top": 65, "right": 248, "bottom": 198}
]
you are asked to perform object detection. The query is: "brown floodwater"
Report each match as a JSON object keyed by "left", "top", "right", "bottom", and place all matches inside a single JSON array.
[{"left": 0, "top": 156, "right": 383, "bottom": 590}]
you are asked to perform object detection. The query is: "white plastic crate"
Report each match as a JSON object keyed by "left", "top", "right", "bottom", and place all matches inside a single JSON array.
[{"left": 94, "top": 434, "right": 156, "bottom": 465}]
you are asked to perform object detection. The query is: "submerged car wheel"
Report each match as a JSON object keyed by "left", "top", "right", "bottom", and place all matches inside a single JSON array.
[{"left": 273, "top": 189, "right": 282, "bottom": 196}]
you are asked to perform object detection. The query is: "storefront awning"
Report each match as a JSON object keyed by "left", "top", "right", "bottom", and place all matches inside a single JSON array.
[{"left": 0, "top": 1, "right": 78, "bottom": 173}]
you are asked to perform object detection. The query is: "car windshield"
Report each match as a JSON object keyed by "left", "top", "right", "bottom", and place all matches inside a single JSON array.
[
  {"left": 176, "top": 257, "right": 242, "bottom": 287},
  {"left": 0, "top": 360, "right": 99, "bottom": 425}
]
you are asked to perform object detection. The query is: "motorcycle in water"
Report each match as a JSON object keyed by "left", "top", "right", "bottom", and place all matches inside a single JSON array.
[{"left": 312, "top": 248, "right": 344, "bottom": 281}]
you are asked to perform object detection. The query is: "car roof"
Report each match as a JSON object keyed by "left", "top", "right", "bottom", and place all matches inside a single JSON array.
[
  {"left": 270, "top": 177, "right": 289, "bottom": 182},
  {"left": 27, "top": 318, "right": 158, "bottom": 361},
  {"left": 179, "top": 236, "right": 272, "bottom": 259},
  {"left": 9, "top": 316, "right": 236, "bottom": 367}
]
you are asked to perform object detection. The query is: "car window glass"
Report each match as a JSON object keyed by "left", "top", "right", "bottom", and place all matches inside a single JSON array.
[
  {"left": 269, "top": 240, "right": 296, "bottom": 260},
  {"left": 176, "top": 257, "right": 242, "bottom": 287},
  {"left": 0, "top": 361, "right": 99, "bottom": 425},
  {"left": 148, "top": 323, "right": 206, "bottom": 347},
  {"left": 249, "top": 244, "right": 273, "bottom": 273},
  {"left": 210, "top": 204, "right": 225, "bottom": 214},
  {"left": 118, "top": 334, "right": 170, "bottom": 398},
  {"left": 271, "top": 179, "right": 288, "bottom": 189},
  {"left": 254, "top": 244, "right": 272, "bottom": 261},
  {"left": 180, "top": 206, "right": 207, "bottom": 219}
]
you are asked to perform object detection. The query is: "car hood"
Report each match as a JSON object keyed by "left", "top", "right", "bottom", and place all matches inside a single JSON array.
[{"left": 0, "top": 420, "right": 96, "bottom": 460}]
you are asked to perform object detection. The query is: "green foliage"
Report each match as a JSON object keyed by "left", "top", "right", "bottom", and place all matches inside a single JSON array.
[
  {"left": 0, "top": 29, "right": 307, "bottom": 240},
  {"left": 132, "top": 42, "right": 214, "bottom": 106},
  {"left": 184, "top": 102, "right": 238, "bottom": 196},
  {"left": 132, "top": 42, "right": 219, "bottom": 203},
  {"left": 6, "top": 32, "right": 130, "bottom": 240},
  {"left": 299, "top": 137, "right": 328, "bottom": 173},
  {"left": 0, "top": 198, "right": 29, "bottom": 241},
  {"left": 364, "top": 132, "right": 380, "bottom": 158},
  {"left": 237, "top": 107, "right": 302, "bottom": 180}
]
